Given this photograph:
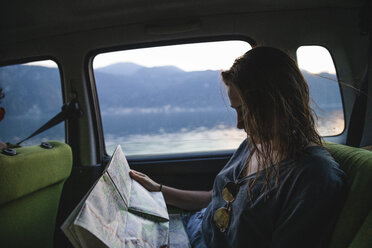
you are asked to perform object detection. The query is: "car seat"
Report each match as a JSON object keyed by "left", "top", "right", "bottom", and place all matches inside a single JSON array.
[
  {"left": 327, "top": 142, "right": 372, "bottom": 248},
  {"left": 0, "top": 141, "right": 72, "bottom": 247}
]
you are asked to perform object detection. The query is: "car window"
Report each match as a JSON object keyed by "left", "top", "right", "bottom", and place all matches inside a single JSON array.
[
  {"left": 297, "top": 46, "right": 345, "bottom": 136},
  {"left": 93, "top": 41, "right": 251, "bottom": 156},
  {"left": 0, "top": 60, "right": 64, "bottom": 146}
]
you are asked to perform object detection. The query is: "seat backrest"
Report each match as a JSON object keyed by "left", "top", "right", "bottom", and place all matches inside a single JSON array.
[
  {"left": 326, "top": 142, "right": 372, "bottom": 248},
  {"left": 0, "top": 141, "right": 72, "bottom": 248}
]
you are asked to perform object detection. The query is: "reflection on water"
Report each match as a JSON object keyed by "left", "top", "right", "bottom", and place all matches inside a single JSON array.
[
  {"left": 105, "top": 127, "right": 246, "bottom": 156},
  {"left": 4, "top": 110, "right": 343, "bottom": 156},
  {"left": 2, "top": 112, "right": 344, "bottom": 157},
  {"left": 316, "top": 110, "right": 345, "bottom": 136},
  {"left": 106, "top": 110, "right": 345, "bottom": 156}
]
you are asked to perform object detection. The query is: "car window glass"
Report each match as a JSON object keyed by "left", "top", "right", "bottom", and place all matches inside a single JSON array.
[
  {"left": 297, "top": 46, "right": 345, "bottom": 136},
  {"left": 0, "top": 60, "right": 64, "bottom": 146},
  {"left": 94, "top": 41, "right": 251, "bottom": 156}
]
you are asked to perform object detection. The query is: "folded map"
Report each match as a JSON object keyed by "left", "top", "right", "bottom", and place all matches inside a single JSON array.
[{"left": 62, "top": 145, "right": 190, "bottom": 248}]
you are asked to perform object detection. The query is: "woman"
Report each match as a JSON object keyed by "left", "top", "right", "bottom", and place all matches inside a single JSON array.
[
  {"left": 130, "top": 46, "right": 345, "bottom": 247},
  {"left": 0, "top": 87, "right": 7, "bottom": 150}
]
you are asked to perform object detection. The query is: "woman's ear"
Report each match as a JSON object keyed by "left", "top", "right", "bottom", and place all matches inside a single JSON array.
[{"left": 0, "top": 107, "right": 5, "bottom": 121}]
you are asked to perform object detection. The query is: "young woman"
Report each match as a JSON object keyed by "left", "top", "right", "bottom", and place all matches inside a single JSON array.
[
  {"left": 0, "top": 87, "right": 7, "bottom": 150},
  {"left": 130, "top": 46, "right": 346, "bottom": 247}
]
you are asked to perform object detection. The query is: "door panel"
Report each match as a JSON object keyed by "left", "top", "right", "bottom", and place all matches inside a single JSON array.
[{"left": 129, "top": 152, "right": 232, "bottom": 191}]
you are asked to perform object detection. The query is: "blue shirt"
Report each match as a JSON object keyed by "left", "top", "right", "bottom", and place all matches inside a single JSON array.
[{"left": 198, "top": 140, "right": 346, "bottom": 248}]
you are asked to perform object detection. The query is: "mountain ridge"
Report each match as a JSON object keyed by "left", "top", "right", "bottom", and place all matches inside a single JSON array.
[{"left": 0, "top": 63, "right": 343, "bottom": 143}]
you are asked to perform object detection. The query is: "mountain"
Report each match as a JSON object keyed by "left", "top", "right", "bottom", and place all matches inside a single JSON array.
[
  {"left": 0, "top": 63, "right": 342, "bottom": 115},
  {"left": 96, "top": 62, "right": 143, "bottom": 76},
  {"left": 0, "top": 65, "right": 62, "bottom": 117},
  {"left": 304, "top": 71, "right": 341, "bottom": 109},
  {"left": 94, "top": 66, "right": 221, "bottom": 109},
  {"left": 97, "top": 62, "right": 185, "bottom": 77},
  {"left": 0, "top": 63, "right": 344, "bottom": 142},
  {"left": 94, "top": 63, "right": 342, "bottom": 110}
]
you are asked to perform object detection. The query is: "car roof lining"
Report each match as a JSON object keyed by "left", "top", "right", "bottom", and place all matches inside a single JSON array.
[{"left": 0, "top": 0, "right": 364, "bottom": 44}]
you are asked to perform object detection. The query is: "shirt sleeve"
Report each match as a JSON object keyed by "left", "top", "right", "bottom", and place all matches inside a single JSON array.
[{"left": 271, "top": 160, "right": 346, "bottom": 248}]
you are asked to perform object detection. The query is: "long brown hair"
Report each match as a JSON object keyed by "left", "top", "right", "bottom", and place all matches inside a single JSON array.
[{"left": 221, "top": 46, "right": 322, "bottom": 194}]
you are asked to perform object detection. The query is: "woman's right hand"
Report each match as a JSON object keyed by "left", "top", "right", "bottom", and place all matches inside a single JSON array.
[{"left": 129, "top": 169, "right": 161, "bottom": 192}]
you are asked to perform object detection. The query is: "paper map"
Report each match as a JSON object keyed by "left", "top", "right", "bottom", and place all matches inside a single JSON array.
[{"left": 62, "top": 145, "right": 190, "bottom": 248}]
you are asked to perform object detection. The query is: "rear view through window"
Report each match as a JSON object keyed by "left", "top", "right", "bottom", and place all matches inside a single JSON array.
[
  {"left": 0, "top": 60, "right": 64, "bottom": 146},
  {"left": 297, "top": 46, "right": 345, "bottom": 136}
]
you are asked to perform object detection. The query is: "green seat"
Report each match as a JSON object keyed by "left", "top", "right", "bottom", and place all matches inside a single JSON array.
[
  {"left": 326, "top": 142, "right": 372, "bottom": 248},
  {"left": 0, "top": 141, "right": 72, "bottom": 248}
]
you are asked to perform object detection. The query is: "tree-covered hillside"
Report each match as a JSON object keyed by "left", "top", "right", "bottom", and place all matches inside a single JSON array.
[{"left": 0, "top": 63, "right": 343, "bottom": 144}]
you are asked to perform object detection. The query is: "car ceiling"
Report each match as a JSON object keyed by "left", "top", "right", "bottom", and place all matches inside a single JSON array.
[{"left": 0, "top": 0, "right": 363, "bottom": 45}]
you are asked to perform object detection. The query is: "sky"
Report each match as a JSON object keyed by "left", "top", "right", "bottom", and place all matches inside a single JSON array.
[
  {"left": 93, "top": 41, "right": 251, "bottom": 71},
  {"left": 296, "top": 45, "right": 336, "bottom": 74},
  {"left": 27, "top": 41, "right": 336, "bottom": 74}
]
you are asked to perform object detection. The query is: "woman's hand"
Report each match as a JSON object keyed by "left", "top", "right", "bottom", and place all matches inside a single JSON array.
[
  {"left": 129, "top": 169, "right": 161, "bottom": 192},
  {"left": 130, "top": 169, "right": 212, "bottom": 210}
]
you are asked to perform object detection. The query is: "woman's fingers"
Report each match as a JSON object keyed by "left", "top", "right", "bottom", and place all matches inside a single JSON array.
[
  {"left": 130, "top": 169, "right": 146, "bottom": 177},
  {"left": 129, "top": 170, "right": 143, "bottom": 178},
  {"left": 129, "top": 170, "right": 160, "bottom": 192},
  {"left": 129, "top": 171, "right": 146, "bottom": 183}
]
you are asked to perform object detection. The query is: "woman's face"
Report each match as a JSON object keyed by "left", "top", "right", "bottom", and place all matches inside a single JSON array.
[
  {"left": 227, "top": 85, "right": 245, "bottom": 130},
  {"left": 0, "top": 88, "right": 4, "bottom": 122},
  {"left": 0, "top": 107, "right": 5, "bottom": 122}
]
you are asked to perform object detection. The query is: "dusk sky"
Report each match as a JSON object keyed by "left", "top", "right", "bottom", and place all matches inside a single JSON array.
[{"left": 27, "top": 41, "right": 336, "bottom": 74}]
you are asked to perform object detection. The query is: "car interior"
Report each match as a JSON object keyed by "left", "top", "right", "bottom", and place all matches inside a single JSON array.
[{"left": 0, "top": 0, "right": 371, "bottom": 247}]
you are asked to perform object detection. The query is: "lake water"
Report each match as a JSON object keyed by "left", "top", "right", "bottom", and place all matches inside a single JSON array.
[
  {"left": 105, "top": 126, "right": 246, "bottom": 156},
  {"left": 104, "top": 110, "right": 345, "bottom": 156},
  {"left": 1, "top": 109, "right": 344, "bottom": 157}
]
